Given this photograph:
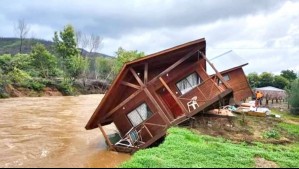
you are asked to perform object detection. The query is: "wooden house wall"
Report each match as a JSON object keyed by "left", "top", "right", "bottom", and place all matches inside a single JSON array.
[
  {"left": 220, "top": 68, "right": 252, "bottom": 102},
  {"left": 111, "top": 90, "right": 166, "bottom": 139}
]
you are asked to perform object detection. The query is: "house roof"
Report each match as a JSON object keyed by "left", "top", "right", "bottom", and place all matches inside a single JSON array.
[
  {"left": 207, "top": 50, "right": 248, "bottom": 75},
  {"left": 255, "top": 86, "right": 285, "bottom": 92},
  {"left": 85, "top": 38, "right": 206, "bottom": 130}
]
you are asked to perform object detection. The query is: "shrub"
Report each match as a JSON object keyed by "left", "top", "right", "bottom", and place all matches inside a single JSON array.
[
  {"left": 55, "top": 80, "right": 76, "bottom": 95},
  {"left": 263, "top": 129, "right": 280, "bottom": 139}
]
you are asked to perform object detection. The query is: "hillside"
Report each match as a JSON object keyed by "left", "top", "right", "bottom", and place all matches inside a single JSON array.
[{"left": 0, "top": 37, "right": 112, "bottom": 58}]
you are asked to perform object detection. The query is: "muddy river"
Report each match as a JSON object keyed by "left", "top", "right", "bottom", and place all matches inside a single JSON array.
[{"left": 0, "top": 95, "right": 130, "bottom": 168}]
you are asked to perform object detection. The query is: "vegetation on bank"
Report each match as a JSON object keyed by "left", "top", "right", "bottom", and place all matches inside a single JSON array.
[
  {"left": 121, "top": 127, "right": 299, "bottom": 168},
  {"left": 0, "top": 25, "right": 144, "bottom": 98}
]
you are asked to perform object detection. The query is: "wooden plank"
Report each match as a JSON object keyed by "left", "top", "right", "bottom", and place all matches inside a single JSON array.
[
  {"left": 144, "top": 63, "right": 148, "bottom": 84},
  {"left": 139, "top": 130, "right": 167, "bottom": 150},
  {"left": 200, "top": 51, "right": 231, "bottom": 89},
  {"left": 103, "top": 89, "right": 143, "bottom": 119},
  {"left": 144, "top": 125, "right": 154, "bottom": 138},
  {"left": 120, "top": 81, "right": 141, "bottom": 90},
  {"left": 145, "top": 123, "right": 167, "bottom": 128},
  {"left": 98, "top": 124, "right": 115, "bottom": 151},
  {"left": 144, "top": 88, "right": 171, "bottom": 125},
  {"left": 159, "top": 77, "right": 189, "bottom": 114},
  {"left": 148, "top": 48, "right": 200, "bottom": 84},
  {"left": 130, "top": 68, "right": 145, "bottom": 87}
]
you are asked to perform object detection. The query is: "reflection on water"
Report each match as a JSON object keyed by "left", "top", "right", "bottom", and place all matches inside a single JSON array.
[{"left": 0, "top": 95, "right": 130, "bottom": 168}]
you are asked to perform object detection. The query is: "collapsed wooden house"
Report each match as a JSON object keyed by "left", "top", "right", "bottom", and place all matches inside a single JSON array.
[{"left": 85, "top": 38, "right": 252, "bottom": 153}]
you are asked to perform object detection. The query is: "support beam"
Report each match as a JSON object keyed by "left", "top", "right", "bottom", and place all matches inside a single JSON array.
[
  {"left": 144, "top": 63, "right": 148, "bottom": 84},
  {"left": 121, "top": 81, "right": 141, "bottom": 90},
  {"left": 148, "top": 48, "right": 200, "bottom": 84},
  {"left": 144, "top": 88, "right": 171, "bottom": 125},
  {"left": 200, "top": 51, "right": 231, "bottom": 89},
  {"left": 144, "top": 125, "right": 154, "bottom": 138},
  {"left": 103, "top": 89, "right": 143, "bottom": 119},
  {"left": 159, "top": 77, "right": 189, "bottom": 115},
  {"left": 98, "top": 124, "right": 115, "bottom": 151},
  {"left": 130, "top": 68, "right": 145, "bottom": 87}
]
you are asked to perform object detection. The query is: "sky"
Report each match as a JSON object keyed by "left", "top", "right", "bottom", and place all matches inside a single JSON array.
[{"left": 0, "top": 0, "right": 298, "bottom": 74}]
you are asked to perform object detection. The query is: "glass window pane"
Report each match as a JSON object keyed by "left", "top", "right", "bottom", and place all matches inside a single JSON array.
[
  {"left": 127, "top": 103, "right": 153, "bottom": 127},
  {"left": 127, "top": 110, "right": 143, "bottom": 127},
  {"left": 176, "top": 73, "right": 201, "bottom": 95}
]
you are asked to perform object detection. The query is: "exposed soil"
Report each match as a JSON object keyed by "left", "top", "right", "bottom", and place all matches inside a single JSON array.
[
  {"left": 255, "top": 157, "right": 278, "bottom": 168},
  {"left": 4, "top": 85, "right": 63, "bottom": 98},
  {"left": 183, "top": 113, "right": 296, "bottom": 144}
]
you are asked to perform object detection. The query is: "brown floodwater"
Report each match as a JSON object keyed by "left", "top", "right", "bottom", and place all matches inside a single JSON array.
[{"left": 0, "top": 95, "right": 130, "bottom": 168}]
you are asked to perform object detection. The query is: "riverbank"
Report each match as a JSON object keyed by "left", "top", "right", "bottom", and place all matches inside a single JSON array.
[
  {"left": 121, "top": 109, "right": 299, "bottom": 168},
  {"left": 0, "top": 79, "right": 108, "bottom": 99}
]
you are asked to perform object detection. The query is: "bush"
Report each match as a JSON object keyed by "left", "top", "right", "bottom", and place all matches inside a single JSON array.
[
  {"left": 263, "top": 129, "right": 280, "bottom": 139},
  {"left": 0, "top": 86, "right": 9, "bottom": 98},
  {"left": 55, "top": 80, "right": 76, "bottom": 96}
]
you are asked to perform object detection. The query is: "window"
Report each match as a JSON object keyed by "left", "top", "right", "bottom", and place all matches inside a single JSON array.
[
  {"left": 127, "top": 103, "right": 153, "bottom": 127},
  {"left": 176, "top": 72, "right": 201, "bottom": 95},
  {"left": 218, "top": 74, "right": 230, "bottom": 84}
]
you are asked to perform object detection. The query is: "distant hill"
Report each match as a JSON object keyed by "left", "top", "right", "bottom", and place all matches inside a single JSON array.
[{"left": 0, "top": 37, "right": 112, "bottom": 58}]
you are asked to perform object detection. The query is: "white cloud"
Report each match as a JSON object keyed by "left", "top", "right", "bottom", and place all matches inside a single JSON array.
[{"left": 0, "top": 0, "right": 298, "bottom": 75}]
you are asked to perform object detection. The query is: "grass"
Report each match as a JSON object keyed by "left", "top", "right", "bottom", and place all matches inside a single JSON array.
[
  {"left": 278, "top": 123, "right": 299, "bottom": 137},
  {"left": 121, "top": 128, "right": 299, "bottom": 168}
]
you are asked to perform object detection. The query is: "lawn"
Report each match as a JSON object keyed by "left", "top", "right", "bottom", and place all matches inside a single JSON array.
[{"left": 121, "top": 127, "right": 299, "bottom": 168}]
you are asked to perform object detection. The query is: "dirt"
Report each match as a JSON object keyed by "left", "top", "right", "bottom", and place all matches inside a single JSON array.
[
  {"left": 255, "top": 157, "right": 278, "bottom": 168},
  {"left": 185, "top": 113, "right": 296, "bottom": 144},
  {"left": 3, "top": 85, "right": 63, "bottom": 98}
]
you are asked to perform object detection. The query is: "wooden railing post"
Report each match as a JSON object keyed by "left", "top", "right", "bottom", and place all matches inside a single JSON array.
[{"left": 98, "top": 124, "right": 115, "bottom": 151}]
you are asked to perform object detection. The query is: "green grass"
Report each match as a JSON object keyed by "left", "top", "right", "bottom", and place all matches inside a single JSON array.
[
  {"left": 271, "top": 109, "right": 299, "bottom": 121},
  {"left": 278, "top": 123, "right": 299, "bottom": 137},
  {"left": 121, "top": 128, "right": 299, "bottom": 168}
]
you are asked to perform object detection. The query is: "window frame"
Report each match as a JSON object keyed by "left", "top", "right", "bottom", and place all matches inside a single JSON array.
[
  {"left": 176, "top": 72, "right": 202, "bottom": 95},
  {"left": 218, "top": 74, "right": 230, "bottom": 85},
  {"left": 126, "top": 103, "right": 153, "bottom": 127}
]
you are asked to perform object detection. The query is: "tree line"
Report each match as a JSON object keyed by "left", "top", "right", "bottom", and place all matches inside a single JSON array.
[
  {"left": 0, "top": 24, "right": 145, "bottom": 98},
  {"left": 247, "top": 70, "right": 299, "bottom": 114}
]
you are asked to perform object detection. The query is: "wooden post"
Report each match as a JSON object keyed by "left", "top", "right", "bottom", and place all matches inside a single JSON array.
[
  {"left": 144, "top": 88, "right": 171, "bottom": 125},
  {"left": 200, "top": 51, "right": 231, "bottom": 89},
  {"left": 159, "top": 77, "right": 189, "bottom": 115},
  {"left": 98, "top": 124, "right": 115, "bottom": 151},
  {"left": 144, "top": 63, "right": 148, "bottom": 84}
]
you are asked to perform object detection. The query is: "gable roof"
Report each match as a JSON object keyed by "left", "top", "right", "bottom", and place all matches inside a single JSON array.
[{"left": 85, "top": 38, "right": 206, "bottom": 130}]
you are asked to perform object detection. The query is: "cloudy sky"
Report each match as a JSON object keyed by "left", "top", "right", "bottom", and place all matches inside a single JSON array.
[{"left": 0, "top": 0, "right": 298, "bottom": 74}]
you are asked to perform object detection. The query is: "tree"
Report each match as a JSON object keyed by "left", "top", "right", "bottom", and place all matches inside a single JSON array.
[
  {"left": 67, "top": 55, "right": 89, "bottom": 82},
  {"left": 288, "top": 79, "right": 299, "bottom": 115},
  {"left": 30, "top": 44, "right": 58, "bottom": 78},
  {"left": 76, "top": 31, "right": 89, "bottom": 55},
  {"left": 273, "top": 75, "right": 289, "bottom": 89},
  {"left": 259, "top": 72, "right": 274, "bottom": 87},
  {"left": 53, "top": 25, "right": 80, "bottom": 80},
  {"left": 88, "top": 34, "right": 102, "bottom": 54},
  {"left": 53, "top": 25, "right": 79, "bottom": 60},
  {"left": 95, "top": 57, "right": 115, "bottom": 80},
  {"left": 281, "top": 70, "right": 297, "bottom": 82},
  {"left": 14, "top": 19, "right": 30, "bottom": 53},
  {"left": 114, "top": 47, "right": 145, "bottom": 73},
  {"left": 247, "top": 73, "right": 260, "bottom": 88}
]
